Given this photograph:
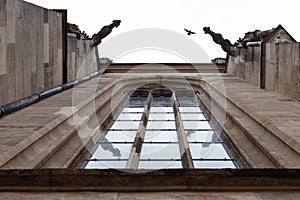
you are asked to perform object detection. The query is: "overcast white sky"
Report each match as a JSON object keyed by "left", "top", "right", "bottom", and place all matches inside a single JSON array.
[{"left": 26, "top": 0, "right": 300, "bottom": 63}]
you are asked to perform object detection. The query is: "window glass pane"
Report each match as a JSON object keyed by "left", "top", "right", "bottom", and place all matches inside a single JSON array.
[
  {"left": 182, "top": 121, "right": 212, "bottom": 130},
  {"left": 84, "top": 92, "right": 239, "bottom": 169},
  {"left": 186, "top": 131, "right": 220, "bottom": 142},
  {"left": 91, "top": 144, "right": 132, "bottom": 159},
  {"left": 111, "top": 121, "right": 140, "bottom": 130},
  {"left": 189, "top": 144, "right": 231, "bottom": 159},
  {"left": 122, "top": 107, "right": 144, "bottom": 113},
  {"left": 193, "top": 161, "right": 236, "bottom": 169},
  {"left": 139, "top": 161, "right": 182, "bottom": 169},
  {"left": 148, "top": 113, "right": 175, "bottom": 120},
  {"left": 181, "top": 113, "right": 206, "bottom": 120},
  {"left": 104, "top": 130, "right": 137, "bottom": 142},
  {"left": 178, "top": 101, "right": 198, "bottom": 107},
  {"left": 179, "top": 107, "right": 201, "bottom": 113},
  {"left": 150, "top": 107, "right": 173, "bottom": 113},
  {"left": 147, "top": 121, "right": 176, "bottom": 130},
  {"left": 151, "top": 96, "right": 172, "bottom": 107},
  {"left": 144, "top": 131, "right": 178, "bottom": 142},
  {"left": 140, "top": 144, "right": 181, "bottom": 159},
  {"left": 85, "top": 160, "right": 128, "bottom": 169},
  {"left": 116, "top": 113, "right": 142, "bottom": 121},
  {"left": 127, "top": 96, "right": 147, "bottom": 107},
  {"left": 177, "top": 98, "right": 198, "bottom": 107}
]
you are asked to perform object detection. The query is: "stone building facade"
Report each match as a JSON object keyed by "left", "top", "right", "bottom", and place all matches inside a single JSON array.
[
  {"left": 227, "top": 25, "right": 300, "bottom": 100},
  {"left": 0, "top": 0, "right": 100, "bottom": 106},
  {"left": 0, "top": 1, "right": 300, "bottom": 199}
]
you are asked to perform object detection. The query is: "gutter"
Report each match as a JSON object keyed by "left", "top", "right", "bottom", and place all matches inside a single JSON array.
[
  {"left": 0, "top": 69, "right": 106, "bottom": 118},
  {"left": 246, "top": 41, "right": 262, "bottom": 47}
]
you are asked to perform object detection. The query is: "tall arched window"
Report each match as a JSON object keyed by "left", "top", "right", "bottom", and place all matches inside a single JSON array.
[{"left": 82, "top": 85, "right": 238, "bottom": 169}]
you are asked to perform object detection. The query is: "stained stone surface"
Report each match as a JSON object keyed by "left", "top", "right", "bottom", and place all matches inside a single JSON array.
[{"left": 1, "top": 192, "right": 300, "bottom": 200}]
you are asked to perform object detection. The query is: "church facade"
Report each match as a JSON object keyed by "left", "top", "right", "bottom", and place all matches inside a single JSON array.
[{"left": 0, "top": 0, "right": 300, "bottom": 199}]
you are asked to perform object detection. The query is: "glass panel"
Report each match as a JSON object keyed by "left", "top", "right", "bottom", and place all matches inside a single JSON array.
[
  {"left": 116, "top": 113, "right": 143, "bottom": 121},
  {"left": 140, "top": 144, "right": 181, "bottom": 159},
  {"left": 127, "top": 96, "right": 147, "bottom": 107},
  {"left": 179, "top": 107, "right": 201, "bottom": 113},
  {"left": 148, "top": 113, "right": 175, "bottom": 120},
  {"left": 193, "top": 161, "right": 236, "bottom": 169},
  {"left": 91, "top": 144, "right": 132, "bottom": 159},
  {"left": 189, "top": 143, "right": 231, "bottom": 159},
  {"left": 85, "top": 160, "right": 128, "bottom": 169},
  {"left": 181, "top": 113, "right": 206, "bottom": 120},
  {"left": 186, "top": 131, "right": 221, "bottom": 142},
  {"left": 150, "top": 107, "right": 173, "bottom": 113},
  {"left": 146, "top": 121, "right": 176, "bottom": 130},
  {"left": 144, "top": 131, "right": 178, "bottom": 142},
  {"left": 139, "top": 161, "right": 182, "bottom": 169},
  {"left": 111, "top": 121, "right": 140, "bottom": 130},
  {"left": 103, "top": 130, "right": 137, "bottom": 142},
  {"left": 151, "top": 96, "right": 172, "bottom": 107},
  {"left": 178, "top": 101, "right": 198, "bottom": 107},
  {"left": 84, "top": 92, "right": 239, "bottom": 169},
  {"left": 122, "top": 107, "right": 144, "bottom": 113},
  {"left": 182, "top": 121, "right": 212, "bottom": 130},
  {"left": 177, "top": 96, "right": 199, "bottom": 107}
]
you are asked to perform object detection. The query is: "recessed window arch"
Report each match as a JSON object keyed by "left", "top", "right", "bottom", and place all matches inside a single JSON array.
[{"left": 82, "top": 84, "right": 238, "bottom": 169}]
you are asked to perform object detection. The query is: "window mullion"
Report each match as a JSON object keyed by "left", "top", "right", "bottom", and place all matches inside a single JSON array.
[
  {"left": 172, "top": 93, "right": 194, "bottom": 169},
  {"left": 126, "top": 93, "right": 152, "bottom": 169}
]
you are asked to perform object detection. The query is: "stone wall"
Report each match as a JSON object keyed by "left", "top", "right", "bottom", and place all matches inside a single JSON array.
[
  {"left": 67, "top": 35, "right": 100, "bottom": 82},
  {"left": 1, "top": 191, "right": 300, "bottom": 200},
  {"left": 227, "top": 46, "right": 261, "bottom": 87},
  {"left": 265, "top": 43, "right": 300, "bottom": 100},
  {"left": 0, "top": 0, "right": 63, "bottom": 106},
  {"left": 0, "top": 0, "right": 102, "bottom": 106},
  {"left": 227, "top": 43, "right": 300, "bottom": 101}
]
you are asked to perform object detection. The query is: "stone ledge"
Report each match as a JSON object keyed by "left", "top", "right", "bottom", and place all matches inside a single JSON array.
[
  {"left": 202, "top": 77, "right": 300, "bottom": 168},
  {"left": 0, "top": 169, "right": 300, "bottom": 192}
]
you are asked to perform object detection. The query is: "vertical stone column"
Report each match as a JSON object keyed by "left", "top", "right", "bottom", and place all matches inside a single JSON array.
[
  {"left": 172, "top": 93, "right": 194, "bottom": 169},
  {"left": 126, "top": 93, "right": 152, "bottom": 169}
]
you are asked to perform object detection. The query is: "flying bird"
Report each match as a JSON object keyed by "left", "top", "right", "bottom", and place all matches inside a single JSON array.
[{"left": 184, "top": 28, "right": 196, "bottom": 36}]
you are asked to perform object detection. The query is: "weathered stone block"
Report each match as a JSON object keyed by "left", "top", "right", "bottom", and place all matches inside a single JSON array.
[{"left": 0, "top": 0, "right": 6, "bottom": 26}]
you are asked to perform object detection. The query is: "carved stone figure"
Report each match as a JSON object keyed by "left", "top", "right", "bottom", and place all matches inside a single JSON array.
[
  {"left": 67, "top": 23, "right": 90, "bottom": 40},
  {"left": 92, "top": 20, "right": 121, "bottom": 47},
  {"left": 67, "top": 23, "right": 82, "bottom": 39},
  {"left": 203, "top": 27, "right": 238, "bottom": 57}
]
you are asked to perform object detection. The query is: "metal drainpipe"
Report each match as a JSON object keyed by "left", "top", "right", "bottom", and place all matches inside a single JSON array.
[
  {"left": 0, "top": 69, "right": 106, "bottom": 118},
  {"left": 62, "top": 80, "right": 79, "bottom": 90},
  {"left": 38, "top": 86, "right": 63, "bottom": 100},
  {"left": 246, "top": 41, "right": 261, "bottom": 47},
  {"left": 0, "top": 94, "right": 40, "bottom": 116}
]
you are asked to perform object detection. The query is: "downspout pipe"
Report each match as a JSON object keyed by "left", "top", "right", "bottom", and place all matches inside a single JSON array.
[
  {"left": 38, "top": 86, "right": 63, "bottom": 100},
  {"left": 62, "top": 80, "right": 79, "bottom": 90},
  {"left": 0, "top": 94, "right": 40, "bottom": 116},
  {"left": 246, "top": 41, "right": 261, "bottom": 47},
  {"left": 0, "top": 69, "right": 106, "bottom": 118},
  {"left": 237, "top": 41, "right": 261, "bottom": 48}
]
